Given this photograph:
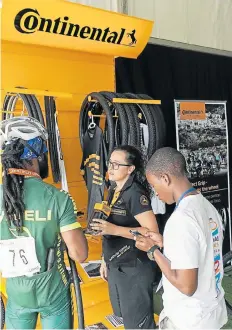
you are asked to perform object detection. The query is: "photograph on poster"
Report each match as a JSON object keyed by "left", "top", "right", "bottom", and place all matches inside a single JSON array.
[{"left": 176, "top": 102, "right": 228, "bottom": 179}]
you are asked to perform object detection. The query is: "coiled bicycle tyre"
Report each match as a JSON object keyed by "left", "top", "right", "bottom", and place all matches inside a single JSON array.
[
  {"left": 223, "top": 251, "right": 232, "bottom": 314},
  {"left": 2, "top": 95, "right": 11, "bottom": 120},
  {"left": 79, "top": 92, "right": 115, "bottom": 157},
  {"left": 100, "top": 91, "right": 129, "bottom": 146},
  {"left": 44, "top": 96, "right": 61, "bottom": 183},
  {"left": 30, "top": 95, "right": 45, "bottom": 126},
  {"left": 138, "top": 94, "right": 166, "bottom": 149},
  {"left": 120, "top": 93, "right": 141, "bottom": 147},
  {"left": 125, "top": 93, "right": 156, "bottom": 159},
  {"left": 0, "top": 295, "right": 5, "bottom": 330},
  {"left": 2, "top": 94, "right": 44, "bottom": 124}
]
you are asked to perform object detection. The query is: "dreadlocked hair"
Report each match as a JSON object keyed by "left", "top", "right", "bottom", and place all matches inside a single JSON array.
[
  {"left": 1, "top": 139, "right": 26, "bottom": 231},
  {"left": 113, "top": 145, "right": 152, "bottom": 196}
]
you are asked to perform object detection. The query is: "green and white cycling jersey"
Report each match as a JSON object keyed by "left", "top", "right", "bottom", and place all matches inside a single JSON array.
[{"left": 0, "top": 177, "right": 81, "bottom": 309}]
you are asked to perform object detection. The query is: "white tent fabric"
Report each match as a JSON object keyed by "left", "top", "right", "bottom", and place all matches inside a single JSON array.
[
  {"left": 128, "top": 0, "right": 232, "bottom": 53},
  {"left": 68, "top": 0, "right": 119, "bottom": 12},
  {"left": 69, "top": 0, "right": 232, "bottom": 54}
]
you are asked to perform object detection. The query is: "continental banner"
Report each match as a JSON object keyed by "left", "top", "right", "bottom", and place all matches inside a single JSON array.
[
  {"left": 174, "top": 100, "right": 231, "bottom": 253},
  {"left": 1, "top": 0, "right": 153, "bottom": 58}
]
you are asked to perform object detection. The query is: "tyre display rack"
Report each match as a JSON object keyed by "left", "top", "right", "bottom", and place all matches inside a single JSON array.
[{"left": 79, "top": 92, "right": 166, "bottom": 160}]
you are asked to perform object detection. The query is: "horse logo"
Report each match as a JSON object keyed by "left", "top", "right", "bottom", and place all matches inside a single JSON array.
[{"left": 127, "top": 29, "right": 137, "bottom": 46}]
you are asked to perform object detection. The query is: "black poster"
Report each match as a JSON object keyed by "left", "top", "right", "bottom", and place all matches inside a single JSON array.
[{"left": 175, "top": 100, "right": 231, "bottom": 253}]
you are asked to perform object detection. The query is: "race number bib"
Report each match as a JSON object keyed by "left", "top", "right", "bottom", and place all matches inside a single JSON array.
[{"left": 0, "top": 237, "right": 41, "bottom": 278}]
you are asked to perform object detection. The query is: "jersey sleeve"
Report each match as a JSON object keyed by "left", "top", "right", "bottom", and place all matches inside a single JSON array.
[
  {"left": 164, "top": 212, "right": 200, "bottom": 270},
  {"left": 128, "top": 189, "right": 152, "bottom": 217},
  {"left": 56, "top": 190, "right": 82, "bottom": 233}
]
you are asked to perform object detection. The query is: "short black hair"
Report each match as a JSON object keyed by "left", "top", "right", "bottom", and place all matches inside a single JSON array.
[{"left": 146, "top": 147, "right": 187, "bottom": 178}]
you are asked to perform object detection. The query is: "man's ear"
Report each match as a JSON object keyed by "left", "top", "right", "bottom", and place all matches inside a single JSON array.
[
  {"left": 128, "top": 165, "right": 135, "bottom": 174},
  {"left": 161, "top": 173, "right": 171, "bottom": 186}
]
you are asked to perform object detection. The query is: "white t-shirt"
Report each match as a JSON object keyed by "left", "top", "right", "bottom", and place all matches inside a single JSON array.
[
  {"left": 151, "top": 194, "right": 166, "bottom": 215},
  {"left": 162, "top": 193, "right": 228, "bottom": 329}
]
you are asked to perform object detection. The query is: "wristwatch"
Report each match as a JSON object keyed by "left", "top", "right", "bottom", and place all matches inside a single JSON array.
[{"left": 147, "top": 245, "right": 160, "bottom": 261}]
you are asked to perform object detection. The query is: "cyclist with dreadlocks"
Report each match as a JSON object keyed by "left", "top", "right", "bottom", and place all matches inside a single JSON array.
[
  {"left": 0, "top": 116, "right": 88, "bottom": 329},
  {"left": 91, "top": 145, "right": 159, "bottom": 329}
]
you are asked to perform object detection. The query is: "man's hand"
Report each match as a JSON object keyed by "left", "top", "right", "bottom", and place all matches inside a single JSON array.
[
  {"left": 135, "top": 235, "right": 157, "bottom": 252},
  {"left": 100, "top": 259, "right": 108, "bottom": 281},
  {"left": 135, "top": 231, "right": 163, "bottom": 252},
  {"left": 90, "top": 219, "right": 118, "bottom": 235},
  {"left": 136, "top": 227, "right": 149, "bottom": 236},
  {"left": 145, "top": 231, "right": 163, "bottom": 248}
]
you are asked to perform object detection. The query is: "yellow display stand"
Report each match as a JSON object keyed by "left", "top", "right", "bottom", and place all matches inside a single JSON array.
[{"left": 0, "top": 1, "right": 157, "bottom": 328}]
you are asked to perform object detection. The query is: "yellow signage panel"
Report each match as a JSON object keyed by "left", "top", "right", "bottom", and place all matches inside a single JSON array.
[{"left": 1, "top": 0, "right": 154, "bottom": 59}]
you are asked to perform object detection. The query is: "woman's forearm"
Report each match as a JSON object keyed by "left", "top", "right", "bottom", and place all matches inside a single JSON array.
[{"left": 112, "top": 226, "right": 146, "bottom": 239}]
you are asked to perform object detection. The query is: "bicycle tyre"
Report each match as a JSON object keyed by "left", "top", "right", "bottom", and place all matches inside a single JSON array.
[
  {"left": 0, "top": 295, "right": 5, "bottom": 330},
  {"left": 30, "top": 95, "right": 45, "bottom": 125},
  {"left": 2, "top": 95, "right": 11, "bottom": 120},
  {"left": 44, "top": 96, "right": 61, "bottom": 183},
  {"left": 138, "top": 94, "right": 166, "bottom": 149},
  {"left": 3, "top": 95, "right": 18, "bottom": 120},
  {"left": 79, "top": 92, "right": 115, "bottom": 157},
  {"left": 223, "top": 251, "right": 232, "bottom": 314},
  {"left": 223, "top": 251, "right": 232, "bottom": 265},
  {"left": 121, "top": 93, "right": 141, "bottom": 147},
  {"left": 125, "top": 93, "right": 156, "bottom": 159},
  {"left": 100, "top": 91, "right": 129, "bottom": 146}
]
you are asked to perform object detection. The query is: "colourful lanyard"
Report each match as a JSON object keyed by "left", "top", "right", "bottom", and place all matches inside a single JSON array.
[
  {"left": 8, "top": 168, "right": 41, "bottom": 179},
  {"left": 175, "top": 187, "right": 196, "bottom": 210}
]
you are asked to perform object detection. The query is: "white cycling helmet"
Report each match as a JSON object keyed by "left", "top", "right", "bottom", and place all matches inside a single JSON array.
[{"left": 0, "top": 116, "right": 48, "bottom": 143}]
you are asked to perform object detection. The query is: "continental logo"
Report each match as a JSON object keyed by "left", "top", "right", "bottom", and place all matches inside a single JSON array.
[
  {"left": 182, "top": 110, "right": 204, "bottom": 115},
  {"left": 180, "top": 102, "right": 206, "bottom": 120},
  {"left": 14, "top": 8, "right": 137, "bottom": 47}
]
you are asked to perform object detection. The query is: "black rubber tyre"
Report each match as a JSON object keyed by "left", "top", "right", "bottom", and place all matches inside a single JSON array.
[
  {"left": 224, "top": 251, "right": 232, "bottom": 264},
  {"left": 79, "top": 95, "right": 91, "bottom": 147},
  {"left": 223, "top": 251, "right": 232, "bottom": 314},
  {"left": 100, "top": 91, "right": 129, "bottom": 146},
  {"left": 138, "top": 94, "right": 166, "bottom": 149},
  {"left": 30, "top": 95, "right": 45, "bottom": 125},
  {"left": 2, "top": 95, "right": 11, "bottom": 120},
  {"left": 79, "top": 92, "right": 115, "bottom": 157},
  {"left": 3, "top": 94, "right": 33, "bottom": 118},
  {"left": 153, "top": 104, "right": 166, "bottom": 147},
  {"left": 0, "top": 295, "right": 5, "bottom": 330},
  {"left": 3, "top": 95, "right": 18, "bottom": 120},
  {"left": 125, "top": 93, "right": 156, "bottom": 159},
  {"left": 44, "top": 96, "right": 61, "bottom": 183},
  {"left": 121, "top": 93, "right": 141, "bottom": 147},
  {"left": 18, "top": 94, "right": 35, "bottom": 117},
  {"left": 24, "top": 94, "right": 40, "bottom": 121},
  {"left": 2, "top": 94, "right": 44, "bottom": 124}
]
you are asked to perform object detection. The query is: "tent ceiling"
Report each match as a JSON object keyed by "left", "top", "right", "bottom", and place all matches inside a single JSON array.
[{"left": 69, "top": 0, "right": 232, "bottom": 56}]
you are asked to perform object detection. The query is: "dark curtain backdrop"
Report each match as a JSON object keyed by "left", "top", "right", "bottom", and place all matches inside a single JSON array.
[{"left": 116, "top": 43, "right": 232, "bottom": 253}]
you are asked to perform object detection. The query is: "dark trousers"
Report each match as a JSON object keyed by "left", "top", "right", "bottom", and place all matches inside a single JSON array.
[{"left": 107, "top": 259, "right": 156, "bottom": 329}]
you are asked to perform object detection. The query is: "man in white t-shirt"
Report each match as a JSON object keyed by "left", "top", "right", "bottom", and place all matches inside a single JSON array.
[{"left": 135, "top": 147, "right": 228, "bottom": 329}]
